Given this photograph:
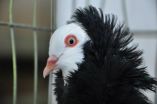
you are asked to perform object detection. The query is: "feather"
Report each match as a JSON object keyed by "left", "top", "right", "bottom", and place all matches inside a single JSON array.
[{"left": 55, "top": 6, "right": 157, "bottom": 104}]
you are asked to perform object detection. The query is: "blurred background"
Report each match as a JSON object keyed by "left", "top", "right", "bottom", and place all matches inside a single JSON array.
[
  {"left": 0, "top": 0, "right": 157, "bottom": 104},
  {"left": 0, "top": 0, "right": 51, "bottom": 104}
]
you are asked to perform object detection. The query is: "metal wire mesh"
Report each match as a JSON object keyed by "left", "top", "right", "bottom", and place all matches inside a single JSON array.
[{"left": 0, "top": 0, "right": 53, "bottom": 104}]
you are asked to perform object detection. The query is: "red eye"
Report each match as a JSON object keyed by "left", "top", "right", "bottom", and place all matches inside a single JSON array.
[{"left": 64, "top": 34, "right": 78, "bottom": 47}]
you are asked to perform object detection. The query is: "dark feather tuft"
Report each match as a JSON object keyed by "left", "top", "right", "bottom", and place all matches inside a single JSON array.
[{"left": 55, "top": 6, "right": 157, "bottom": 104}]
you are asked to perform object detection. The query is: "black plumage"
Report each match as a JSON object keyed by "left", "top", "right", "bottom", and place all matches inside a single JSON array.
[{"left": 55, "top": 6, "right": 157, "bottom": 104}]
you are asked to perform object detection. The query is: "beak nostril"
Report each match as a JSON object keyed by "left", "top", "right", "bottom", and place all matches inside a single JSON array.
[{"left": 48, "top": 55, "right": 58, "bottom": 63}]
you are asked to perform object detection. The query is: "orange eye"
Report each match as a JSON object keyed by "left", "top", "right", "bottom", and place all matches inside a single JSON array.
[{"left": 64, "top": 34, "right": 78, "bottom": 47}]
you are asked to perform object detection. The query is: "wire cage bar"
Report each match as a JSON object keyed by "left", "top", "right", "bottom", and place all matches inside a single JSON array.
[
  {"left": 9, "top": 0, "right": 17, "bottom": 104},
  {"left": 0, "top": 21, "right": 52, "bottom": 32},
  {"left": 32, "top": 0, "right": 38, "bottom": 104}
]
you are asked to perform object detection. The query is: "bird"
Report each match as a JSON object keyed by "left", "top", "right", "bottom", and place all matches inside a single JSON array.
[{"left": 43, "top": 6, "right": 157, "bottom": 104}]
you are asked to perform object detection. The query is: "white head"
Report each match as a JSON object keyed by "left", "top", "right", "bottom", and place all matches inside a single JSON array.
[{"left": 43, "top": 23, "right": 89, "bottom": 80}]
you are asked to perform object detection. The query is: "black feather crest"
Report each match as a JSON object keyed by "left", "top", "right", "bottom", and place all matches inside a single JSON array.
[{"left": 55, "top": 6, "right": 157, "bottom": 104}]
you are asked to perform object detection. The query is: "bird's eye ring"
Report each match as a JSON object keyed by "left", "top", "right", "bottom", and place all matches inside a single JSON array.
[{"left": 64, "top": 34, "right": 78, "bottom": 47}]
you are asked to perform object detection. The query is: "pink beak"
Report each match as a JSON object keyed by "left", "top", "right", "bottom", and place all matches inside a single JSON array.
[{"left": 43, "top": 55, "right": 58, "bottom": 78}]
